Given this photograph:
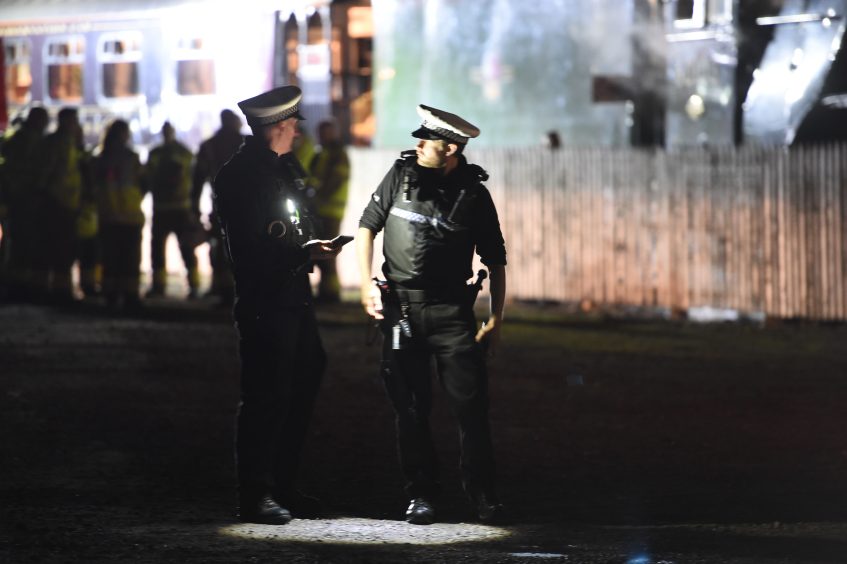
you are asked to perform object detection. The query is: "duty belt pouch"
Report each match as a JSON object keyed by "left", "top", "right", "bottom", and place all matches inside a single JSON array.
[
  {"left": 392, "top": 303, "right": 413, "bottom": 350},
  {"left": 376, "top": 280, "right": 413, "bottom": 351}
]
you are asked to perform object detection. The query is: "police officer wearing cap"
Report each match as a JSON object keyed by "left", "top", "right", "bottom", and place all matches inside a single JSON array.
[
  {"left": 357, "top": 104, "right": 508, "bottom": 525},
  {"left": 213, "top": 85, "right": 341, "bottom": 525}
]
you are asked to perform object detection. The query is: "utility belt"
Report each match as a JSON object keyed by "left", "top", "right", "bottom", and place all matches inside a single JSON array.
[
  {"left": 388, "top": 285, "right": 471, "bottom": 304},
  {"left": 374, "top": 270, "right": 488, "bottom": 350}
]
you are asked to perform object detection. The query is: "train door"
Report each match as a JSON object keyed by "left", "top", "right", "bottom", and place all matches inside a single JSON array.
[
  {"left": 331, "top": 1, "right": 373, "bottom": 146},
  {"left": 275, "top": 1, "right": 373, "bottom": 146}
]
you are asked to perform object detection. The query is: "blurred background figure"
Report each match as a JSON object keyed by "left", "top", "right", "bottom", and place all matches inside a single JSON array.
[
  {"left": 293, "top": 120, "right": 315, "bottom": 171},
  {"left": 147, "top": 121, "right": 200, "bottom": 299},
  {"left": 33, "top": 107, "right": 86, "bottom": 304},
  {"left": 0, "top": 106, "right": 49, "bottom": 302},
  {"left": 192, "top": 109, "right": 243, "bottom": 306},
  {"left": 75, "top": 126, "right": 100, "bottom": 299},
  {"left": 92, "top": 119, "right": 146, "bottom": 312},
  {"left": 307, "top": 119, "right": 349, "bottom": 303}
]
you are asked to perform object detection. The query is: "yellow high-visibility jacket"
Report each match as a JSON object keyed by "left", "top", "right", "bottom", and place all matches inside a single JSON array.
[
  {"left": 147, "top": 141, "right": 194, "bottom": 211},
  {"left": 308, "top": 141, "right": 349, "bottom": 221},
  {"left": 92, "top": 147, "right": 146, "bottom": 226}
]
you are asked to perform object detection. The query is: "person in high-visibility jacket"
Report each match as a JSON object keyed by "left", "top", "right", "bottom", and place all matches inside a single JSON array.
[
  {"left": 76, "top": 146, "right": 102, "bottom": 299},
  {"left": 307, "top": 120, "right": 349, "bottom": 303},
  {"left": 32, "top": 107, "right": 86, "bottom": 303},
  {"left": 0, "top": 107, "right": 49, "bottom": 301},
  {"left": 92, "top": 119, "right": 147, "bottom": 311},
  {"left": 146, "top": 122, "right": 201, "bottom": 298}
]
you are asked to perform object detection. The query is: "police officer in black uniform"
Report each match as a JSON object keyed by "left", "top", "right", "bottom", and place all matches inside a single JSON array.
[
  {"left": 357, "top": 104, "right": 508, "bottom": 525},
  {"left": 213, "top": 85, "right": 341, "bottom": 525}
]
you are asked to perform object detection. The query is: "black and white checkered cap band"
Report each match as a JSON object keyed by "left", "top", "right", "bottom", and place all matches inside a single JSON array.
[
  {"left": 422, "top": 120, "right": 470, "bottom": 144},
  {"left": 247, "top": 104, "right": 301, "bottom": 125}
]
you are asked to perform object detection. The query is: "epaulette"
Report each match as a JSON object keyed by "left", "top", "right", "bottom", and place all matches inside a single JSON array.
[
  {"left": 398, "top": 149, "right": 417, "bottom": 165},
  {"left": 466, "top": 163, "right": 489, "bottom": 183}
]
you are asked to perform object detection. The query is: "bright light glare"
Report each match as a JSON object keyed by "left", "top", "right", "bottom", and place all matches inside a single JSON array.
[{"left": 219, "top": 516, "right": 509, "bottom": 545}]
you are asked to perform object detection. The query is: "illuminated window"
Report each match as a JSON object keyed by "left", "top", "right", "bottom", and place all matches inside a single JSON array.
[
  {"left": 4, "top": 38, "right": 32, "bottom": 105},
  {"left": 175, "top": 37, "right": 215, "bottom": 95},
  {"left": 284, "top": 14, "right": 299, "bottom": 85},
  {"left": 347, "top": 6, "right": 373, "bottom": 39},
  {"left": 713, "top": 0, "right": 734, "bottom": 23},
  {"left": 44, "top": 36, "right": 85, "bottom": 102},
  {"left": 674, "top": 0, "right": 705, "bottom": 29},
  {"left": 99, "top": 33, "right": 142, "bottom": 99},
  {"left": 307, "top": 12, "right": 324, "bottom": 45},
  {"left": 344, "top": 5, "right": 374, "bottom": 146}
]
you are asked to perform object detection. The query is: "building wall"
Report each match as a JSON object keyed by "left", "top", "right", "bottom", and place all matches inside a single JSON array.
[{"left": 371, "top": 0, "right": 635, "bottom": 148}]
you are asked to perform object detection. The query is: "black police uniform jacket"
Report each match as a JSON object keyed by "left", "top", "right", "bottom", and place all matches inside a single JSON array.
[
  {"left": 213, "top": 136, "right": 314, "bottom": 316},
  {"left": 359, "top": 151, "right": 506, "bottom": 289}
]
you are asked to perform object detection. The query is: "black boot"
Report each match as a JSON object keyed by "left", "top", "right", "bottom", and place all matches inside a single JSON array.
[
  {"left": 274, "top": 490, "right": 322, "bottom": 519},
  {"left": 473, "top": 492, "right": 507, "bottom": 525},
  {"left": 238, "top": 494, "right": 292, "bottom": 525},
  {"left": 405, "top": 498, "right": 436, "bottom": 525}
]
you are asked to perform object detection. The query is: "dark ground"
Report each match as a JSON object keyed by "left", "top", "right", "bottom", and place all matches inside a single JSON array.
[{"left": 1, "top": 296, "right": 846, "bottom": 563}]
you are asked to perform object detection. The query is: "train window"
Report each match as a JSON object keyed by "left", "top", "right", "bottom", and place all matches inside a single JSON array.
[
  {"left": 175, "top": 37, "right": 215, "bottom": 95},
  {"left": 674, "top": 0, "right": 705, "bottom": 29},
  {"left": 4, "top": 38, "right": 32, "bottom": 105},
  {"left": 98, "top": 33, "right": 142, "bottom": 99},
  {"left": 177, "top": 60, "right": 215, "bottom": 95},
  {"left": 44, "top": 36, "right": 85, "bottom": 103}
]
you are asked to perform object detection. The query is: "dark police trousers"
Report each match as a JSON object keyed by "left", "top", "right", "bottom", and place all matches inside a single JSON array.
[
  {"left": 381, "top": 296, "right": 497, "bottom": 500},
  {"left": 235, "top": 305, "right": 325, "bottom": 496}
]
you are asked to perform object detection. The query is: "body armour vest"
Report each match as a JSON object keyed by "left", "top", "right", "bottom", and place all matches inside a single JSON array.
[{"left": 382, "top": 151, "right": 489, "bottom": 289}]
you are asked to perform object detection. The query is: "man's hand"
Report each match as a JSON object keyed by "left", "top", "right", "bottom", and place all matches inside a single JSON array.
[
  {"left": 475, "top": 316, "right": 502, "bottom": 356},
  {"left": 303, "top": 239, "right": 342, "bottom": 261},
  {"left": 361, "top": 283, "right": 384, "bottom": 320}
]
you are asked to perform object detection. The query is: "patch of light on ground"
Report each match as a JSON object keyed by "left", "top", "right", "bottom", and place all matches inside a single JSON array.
[
  {"left": 219, "top": 516, "right": 510, "bottom": 545},
  {"left": 509, "top": 553, "right": 568, "bottom": 559}
]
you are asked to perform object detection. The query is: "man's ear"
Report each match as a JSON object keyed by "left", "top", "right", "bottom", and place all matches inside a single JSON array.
[{"left": 445, "top": 143, "right": 460, "bottom": 157}]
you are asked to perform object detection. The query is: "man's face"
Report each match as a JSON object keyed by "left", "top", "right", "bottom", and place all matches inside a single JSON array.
[
  {"left": 264, "top": 117, "right": 299, "bottom": 155},
  {"left": 415, "top": 138, "right": 449, "bottom": 168},
  {"left": 277, "top": 118, "right": 298, "bottom": 145}
]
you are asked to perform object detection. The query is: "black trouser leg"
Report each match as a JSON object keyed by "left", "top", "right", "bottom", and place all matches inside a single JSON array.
[
  {"left": 272, "top": 307, "right": 325, "bottom": 493},
  {"left": 426, "top": 303, "right": 497, "bottom": 499},
  {"left": 236, "top": 307, "right": 324, "bottom": 495},
  {"left": 382, "top": 339, "right": 441, "bottom": 499}
]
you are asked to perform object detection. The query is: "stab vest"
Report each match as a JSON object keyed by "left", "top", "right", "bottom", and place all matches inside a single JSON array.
[{"left": 382, "top": 151, "right": 489, "bottom": 288}]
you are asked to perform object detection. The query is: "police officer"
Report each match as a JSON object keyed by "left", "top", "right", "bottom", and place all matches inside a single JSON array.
[
  {"left": 356, "top": 104, "right": 508, "bottom": 525},
  {"left": 213, "top": 85, "right": 341, "bottom": 525}
]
